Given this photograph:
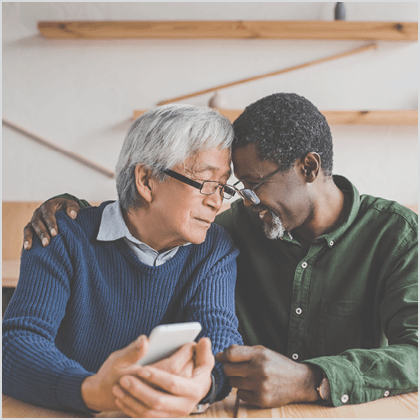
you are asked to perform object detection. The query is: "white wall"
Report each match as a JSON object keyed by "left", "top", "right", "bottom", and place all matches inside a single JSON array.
[{"left": 2, "top": 2, "right": 418, "bottom": 205}]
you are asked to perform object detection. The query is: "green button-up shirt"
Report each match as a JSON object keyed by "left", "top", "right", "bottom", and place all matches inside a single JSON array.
[
  {"left": 59, "top": 175, "right": 417, "bottom": 406},
  {"left": 215, "top": 175, "right": 418, "bottom": 406}
]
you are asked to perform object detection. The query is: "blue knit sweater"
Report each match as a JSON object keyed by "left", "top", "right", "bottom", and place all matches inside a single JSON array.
[{"left": 2, "top": 202, "right": 242, "bottom": 413}]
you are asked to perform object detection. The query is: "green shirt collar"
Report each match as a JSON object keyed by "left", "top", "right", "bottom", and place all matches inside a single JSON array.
[
  {"left": 319, "top": 175, "right": 360, "bottom": 248},
  {"left": 274, "top": 175, "right": 360, "bottom": 247}
]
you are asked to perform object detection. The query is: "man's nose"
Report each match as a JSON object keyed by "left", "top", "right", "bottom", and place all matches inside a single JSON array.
[
  {"left": 243, "top": 197, "right": 254, "bottom": 207},
  {"left": 203, "top": 188, "right": 223, "bottom": 211}
]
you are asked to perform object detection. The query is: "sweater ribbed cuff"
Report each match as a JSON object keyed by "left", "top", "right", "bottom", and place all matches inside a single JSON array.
[{"left": 54, "top": 368, "right": 96, "bottom": 414}]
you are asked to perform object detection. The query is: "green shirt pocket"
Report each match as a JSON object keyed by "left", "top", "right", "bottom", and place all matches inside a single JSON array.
[{"left": 317, "top": 299, "right": 373, "bottom": 357}]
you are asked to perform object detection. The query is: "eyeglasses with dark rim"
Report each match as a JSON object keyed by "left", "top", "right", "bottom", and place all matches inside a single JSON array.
[
  {"left": 163, "top": 169, "right": 237, "bottom": 200},
  {"left": 233, "top": 166, "right": 283, "bottom": 205}
]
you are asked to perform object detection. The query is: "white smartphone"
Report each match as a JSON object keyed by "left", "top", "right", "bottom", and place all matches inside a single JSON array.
[{"left": 137, "top": 322, "right": 202, "bottom": 366}]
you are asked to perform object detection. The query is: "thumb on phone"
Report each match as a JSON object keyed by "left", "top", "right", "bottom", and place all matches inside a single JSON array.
[
  {"left": 121, "top": 335, "right": 150, "bottom": 366},
  {"left": 194, "top": 337, "right": 214, "bottom": 372}
]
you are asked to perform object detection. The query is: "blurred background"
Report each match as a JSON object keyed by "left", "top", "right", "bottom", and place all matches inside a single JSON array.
[{"left": 2, "top": 2, "right": 418, "bottom": 205}]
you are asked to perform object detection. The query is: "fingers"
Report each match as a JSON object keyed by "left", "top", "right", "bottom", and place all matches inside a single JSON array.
[
  {"left": 118, "top": 335, "right": 150, "bottom": 366},
  {"left": 216, "top": 345, "right": 268, "bottom": 378},
  {"left": 40, "top": 206, "right": 59, "bottom": 239},
  {"left": 30, "top": 209, "right": 52, "bottom": 247},
  {"left": 63, "top": 201, "right": 80, "bottom": 220},
  {"left": 152, "top": 342, "right": 196, "bottom": 375},
  {"left": 113, "top": 382, "right": 172, "bottom": 418},
  {"left": 177, "top": 359, "right": 194, "bottom": 378},
  {"left": 131, "top": 335, "right": 150, "bottom": 364},
  {"left": 228, "top": 376, "right": 257, "bottom": 390},
  {"left": 215, "top": 344, "right": 255, "bottom": 363},
  {"left": 113, "top": 376, "right": 195, "bottom": 417},
  {"left": 136, "top": 365, "right": 193, "bottom": 396},
  {"left": 194, "top": 337, "right": 214, "bottom": 371},
  {"left": 23, "top": 223, "right": 34, "bottom": 250},
  {"left": 136, "top": 364, "right": 211, "bottom": 406},
  {"left": 134, "top": 340, "right": 213, "bottom": 401},
  {"left": 41, "top": 198, "right": 80, "bottom": 235},
  {"left": 221, "top": 361, "right": 255, "bottom": 377},
  {"left": 26, "top": 199, "right": 81, "bottom": 249},
  {"left": 236, "top": 388, "right": 260, "bottom": 406},
  {"left": 115, "top": 396, "right": 171, "bottom": 418},
  {"left": 111, "top": 339, "right": 213, "bottom": 417}
]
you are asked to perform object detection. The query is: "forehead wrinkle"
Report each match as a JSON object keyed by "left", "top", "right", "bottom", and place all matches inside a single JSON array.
[
  {"left": 188, "top": 163, "right": 231, "bottom": 178},
  {"left": 234, "top": 165, "right": 265, "bottom": 182}
]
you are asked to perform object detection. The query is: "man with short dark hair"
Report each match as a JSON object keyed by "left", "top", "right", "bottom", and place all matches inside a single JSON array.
[
  {"left": 215, "top": 93, "right": 417, "bottom": 407},
  {"left": 22, "top": 93, "right": 418, "bottom": 408}
]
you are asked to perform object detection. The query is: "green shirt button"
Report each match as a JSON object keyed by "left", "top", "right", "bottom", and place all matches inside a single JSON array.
[{"left": 341, "top": 394, "right": 349, "bottom": 403}]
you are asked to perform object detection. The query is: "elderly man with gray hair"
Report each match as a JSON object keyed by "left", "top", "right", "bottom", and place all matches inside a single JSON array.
[{"left": 2, "top": 105, "right": 243, "bottom": 417}]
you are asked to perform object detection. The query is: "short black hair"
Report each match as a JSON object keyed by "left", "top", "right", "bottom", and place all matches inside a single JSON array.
[{"left": 232, "top": 93, "right": 333, "bottom": 176}]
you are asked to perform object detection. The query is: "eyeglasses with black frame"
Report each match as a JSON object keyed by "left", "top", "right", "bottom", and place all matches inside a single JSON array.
[
  {"left": 164, "top": 165, "right": 283, "bottom": 205},
  {"left": 163, "top": 169, "right": 237, "bottom": 200},
  {"left": 233, "top": 166, "right": 283, "bottom": 205}
]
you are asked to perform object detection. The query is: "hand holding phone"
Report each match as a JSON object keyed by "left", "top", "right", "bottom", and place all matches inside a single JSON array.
[{"left": 137, "top": 322, "right": 202, "bottom": 366}]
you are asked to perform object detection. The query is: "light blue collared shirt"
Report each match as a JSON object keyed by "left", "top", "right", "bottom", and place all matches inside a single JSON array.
[{"left": 97, "top": 201, "right": 189, "bottom": 266}]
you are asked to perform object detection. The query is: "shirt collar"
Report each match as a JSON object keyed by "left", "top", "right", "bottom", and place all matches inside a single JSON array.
[
  {"left": 319, "top": 175, "right": 360, "bottom": 247},
  {"left": 97, "top": 200, "right": 190, "bottom": 252},
  {"left": 97, "top": 200, "right": 138, "bottom": 243},
  {"left": 245, "top": 175, "right": 360, "bottom": 247}
]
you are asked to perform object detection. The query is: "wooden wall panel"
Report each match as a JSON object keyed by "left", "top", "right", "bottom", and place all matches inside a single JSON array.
[
  {"left": 2, "top": 201, "right": 100, "bottom": 261},
  {"left": 2, "top": 202, "right": 43, "bottom": 261}
]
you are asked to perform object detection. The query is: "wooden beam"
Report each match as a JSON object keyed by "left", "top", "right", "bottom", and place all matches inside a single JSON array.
[
  {"left": 38, "top": 21, "right": 418, "bottom": 41},
  {"left": 2, "top": 119, "right": 115, "bottom": 178},
  {"left": 157, "top": 43, "right": 377, "bottom": 105},
  {"left": 133, "top": 109, "right": 418, "bottom": 125}
]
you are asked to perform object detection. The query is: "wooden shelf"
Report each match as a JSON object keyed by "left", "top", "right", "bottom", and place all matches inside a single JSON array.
[
  {"left": 38, "top": 21, "right": 418, "bottom": 41},
  {"left": 321, "top": 110, "right": 418, "bottom": 125},
  {"left": 133, "top": 109, "right": 418, "bottom": 125}
]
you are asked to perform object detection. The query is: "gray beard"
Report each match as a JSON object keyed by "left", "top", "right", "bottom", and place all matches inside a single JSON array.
[{"left": 262, "top": 210, "right": 286, "bottom": 240}]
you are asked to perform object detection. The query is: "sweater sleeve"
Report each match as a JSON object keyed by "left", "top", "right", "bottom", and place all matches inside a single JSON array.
[
  {"left": 305, "top": 227, "right": 418, "bottom": 406},
  {"left": 182, "top": 226, "right": 243, "bottom": 400},
  {"left": 2, "top": 225, "right": 94, "bottom": 413}
]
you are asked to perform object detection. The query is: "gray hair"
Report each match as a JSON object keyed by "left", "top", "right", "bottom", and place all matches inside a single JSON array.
[{"left": 116, "top": 104, "right": 234, "bottom": 210}]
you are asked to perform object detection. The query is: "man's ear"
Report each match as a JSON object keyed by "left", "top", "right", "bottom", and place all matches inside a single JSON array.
[
  {"left": 134, "top": 164, "right": 154, "bottom": 203},
  {"left": 300, "top": 152, "right": 321, "bottom": 183}
]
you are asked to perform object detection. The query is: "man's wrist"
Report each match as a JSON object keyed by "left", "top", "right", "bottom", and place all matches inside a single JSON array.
[
  {"left": 192, "top": 374, "right": 217, "bottom": 414},
  {"left": 81, "top": 375, "right": 102, "bottom": 412},
  {"left": 301, "top": 364, "right": 324, "bottom": 402}
]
